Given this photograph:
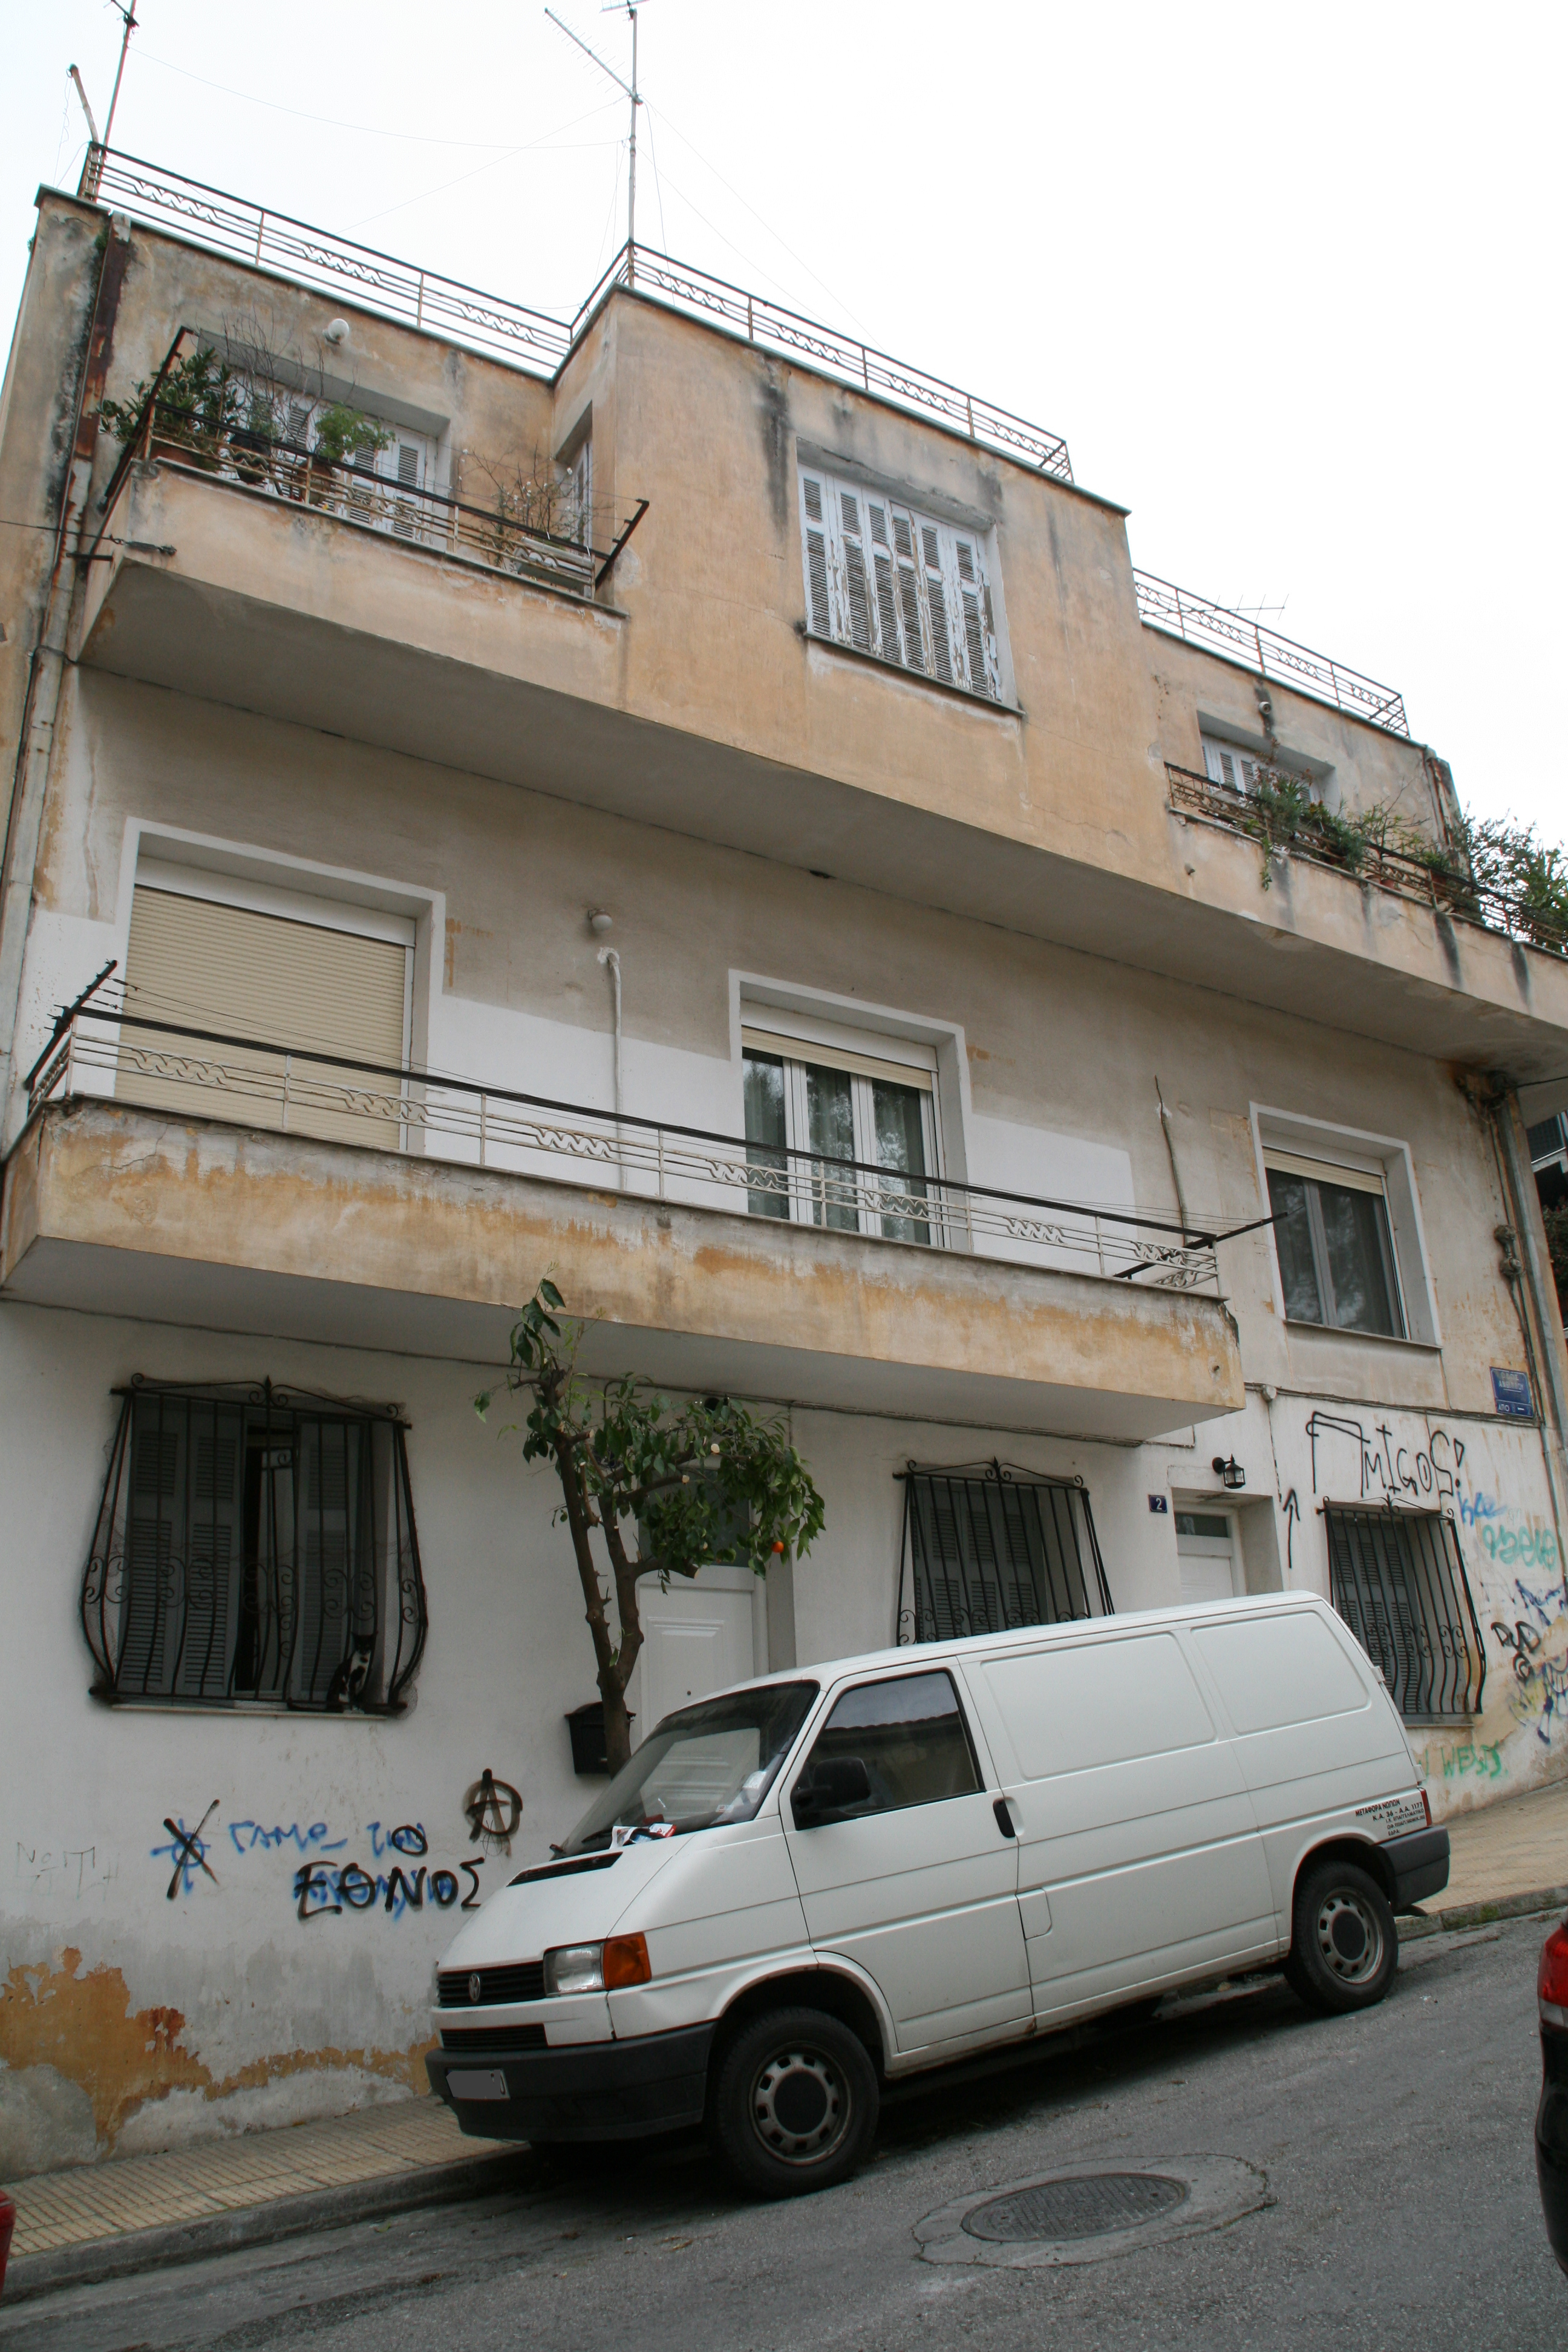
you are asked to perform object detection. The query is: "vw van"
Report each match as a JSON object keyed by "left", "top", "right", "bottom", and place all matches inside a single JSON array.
[{"left": 426, "top": 1592, "right": 1448, "bottom": 2197}]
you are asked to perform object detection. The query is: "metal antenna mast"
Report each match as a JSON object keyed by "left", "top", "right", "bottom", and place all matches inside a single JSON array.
[
  {"left": 544, "top": 4, "right": 641, "bottom": 284},
  {"left": 103, "top": 0, "right": 140, "bottom": 152}
]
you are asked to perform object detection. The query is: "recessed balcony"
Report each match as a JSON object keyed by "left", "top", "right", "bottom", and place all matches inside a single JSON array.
[{"left": 3, "top": 1009, "right": 1246, "bottom": 1440}]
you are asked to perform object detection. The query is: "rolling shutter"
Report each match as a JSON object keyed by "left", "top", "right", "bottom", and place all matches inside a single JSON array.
[{"left": 117, "top": 886, "right": 409, "bottom": 1149}]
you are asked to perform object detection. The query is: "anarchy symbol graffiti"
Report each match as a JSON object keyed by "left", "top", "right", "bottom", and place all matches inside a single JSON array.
[{"left": 463, "top": 1768, "right": 523, "bottom": 1856}]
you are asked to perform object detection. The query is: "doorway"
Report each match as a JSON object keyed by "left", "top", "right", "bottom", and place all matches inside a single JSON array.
[
  {"left": 633, "top": 1564, "right": 765, "bottom": 1729},
  {"left": 1175, "top": 1508, "right": 1242, "bottom": 1604}
]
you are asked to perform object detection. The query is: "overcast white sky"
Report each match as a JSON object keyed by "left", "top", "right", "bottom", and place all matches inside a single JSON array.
[{"left": 3, "top": 2, "right": 1561, "bottom": 834}]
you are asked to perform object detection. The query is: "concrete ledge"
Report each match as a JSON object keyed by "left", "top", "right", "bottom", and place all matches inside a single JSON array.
[{"left": 0, "top": 2144, "right": 531, "bottom": 2306}]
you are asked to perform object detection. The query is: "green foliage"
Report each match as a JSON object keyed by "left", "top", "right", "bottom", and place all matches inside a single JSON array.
[
  {"left": 1222, "top": 766, "right": 1567, "bottom": 950},
  {"left": 311, "top": 403, "right": 392, "bottom": 465},
  {"left": 99, "top": 345, "right": 244, "bottom": 448},
  {"left": 477, "top": 1279, "right": 826, "bottom": 1772}
]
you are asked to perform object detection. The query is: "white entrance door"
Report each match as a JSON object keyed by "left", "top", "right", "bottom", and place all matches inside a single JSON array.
[
  {"left": 1175, "top": 1509, "right": 1241, "bottom": 1604},
  {"left": 635, "top": 1566, "right": 761, "bottom": 1731}
]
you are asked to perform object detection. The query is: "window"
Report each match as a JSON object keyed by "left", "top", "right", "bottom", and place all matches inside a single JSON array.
[
  {"left": 81, "top": 1382, "right": 427, "bottom": 1713},
  {"left": 1265, "top": 1152, "right": 1405, "bottom": 1338},
  {"left": 799, "top": 1670, "right": 981, "bottom": 1818},
  {"left": 742, "top": 1025, "right": 938, "bottom": 1244},
  {"left": 1324, "top": 1504, "right": 1485, "bottom": 1722},
  {"left": 898, "top": 1464, "right": 1111, "bottom": 1645},
  {"left": 116, "top": 876, "right": 411, "bottom": 1149},
  {"left": 798, "top": 465, "right": 1002, "bottom": 700},
  {"left": 564, "top": 436, "right": 592, "bottom": 549},
  {"left": 235, "top": 378, "right": 435, "bottom": 540},
  {"left": 1201, "top": 735, "right": 1317, "bottom": 800},
  {"left": 557, "top": 1681, "right": 819, "bottom": 1851}
]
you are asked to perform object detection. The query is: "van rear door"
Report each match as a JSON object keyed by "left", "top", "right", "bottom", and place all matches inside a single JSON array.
[
  {"left": 964, "top": 1629, "right": 1277, "bottom": 2021},
  {"left": 782, "top": 1667, "right": 1029, "bottom": 2056}
]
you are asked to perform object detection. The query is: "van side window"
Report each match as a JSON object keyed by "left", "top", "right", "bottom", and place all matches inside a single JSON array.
[{"left": 804, "top": 1670, "right": 981, "bottom": 1815}]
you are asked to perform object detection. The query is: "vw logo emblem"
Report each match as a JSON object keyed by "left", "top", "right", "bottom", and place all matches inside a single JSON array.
[{"left": 468, "top": 1972, "right": 482, "bottom": 2004}]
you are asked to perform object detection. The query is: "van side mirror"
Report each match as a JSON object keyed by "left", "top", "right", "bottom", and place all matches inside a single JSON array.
[{"left": 791, "top": 1756, "right": 872, "bottom": 1829}]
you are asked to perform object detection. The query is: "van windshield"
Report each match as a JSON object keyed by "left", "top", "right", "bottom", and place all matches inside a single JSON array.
[{"left": 558, "top": 1681, "right": 820, "bottom": 1854}]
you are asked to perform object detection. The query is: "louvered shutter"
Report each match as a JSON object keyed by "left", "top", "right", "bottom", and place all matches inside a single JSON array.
[
  {"left": 391, "top": 439, "right": 422, "bottom": 539},
  {"left": 178, "top": 1402, "right": 246, "bottom": 1699},
  {"left": 837, "top": 487, "right": 874, "bottom": 652},
  {"left": 117, "top": 887, "right": 409, "bottom": 1149},
  {"left": 799, "top": 472, "right": 833, "bottom": 636},
  {"left": 865, "top": 500, "right": 901, "bottom": 663},
  {"left": 953, "top": 534, "right": 1001, "bottom": 699},
  {"left": 919, "top": 523, "right": 956, "bottom": 684},
  {"left": 888, "top": 511, "right": 927, "bottom": 674}
]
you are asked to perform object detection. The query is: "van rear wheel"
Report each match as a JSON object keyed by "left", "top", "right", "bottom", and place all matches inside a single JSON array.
[
  {"left": 1285, "top": 1858, "right": 1397, "bottom": 2014},
  {"left": 708, "top": 2006, "right": 878, "bottom": 2198}
]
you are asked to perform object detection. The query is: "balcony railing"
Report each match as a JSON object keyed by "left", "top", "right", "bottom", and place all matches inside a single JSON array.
[
  {"left": 90, "top": 332, "right": 650, "bottom": 598},
  {"left": 27, "top": 999, "right": 1248, "bottom": 1295},
  {"left": 77, "top": 148, "right": 1074, "bottom": 482},
  {"left": 1166, "top": 763, "right": 1568, "bottom": 957},
  {"left": 1135, "top": 572, "right": 1408, "bottom": 738}
]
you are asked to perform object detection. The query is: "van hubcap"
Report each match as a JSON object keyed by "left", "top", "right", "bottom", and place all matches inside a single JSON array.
[
  {"left": 750, "top": 2045, "right": 849, "bottom": 2163},
  {"left": 1315, "top": 1889, "right": 1385, "bottom": 1983}
]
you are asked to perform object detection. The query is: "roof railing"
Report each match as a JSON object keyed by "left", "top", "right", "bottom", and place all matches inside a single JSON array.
[
  {"left": 77, "top": 148, "right": 1073, "bottom": 480},
  {"left": 1135, "top": 571, "right": 1409, "bottom": 737}
]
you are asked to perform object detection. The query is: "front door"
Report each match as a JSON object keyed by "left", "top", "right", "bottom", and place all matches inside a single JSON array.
[
  {"left": 782, "top": 1667, "right": 1028, "bottom": 2056},
  {"left": 635, "top": 1566, "right": 760, "bottom": 1730},
  {"left": 1176, "top": 1509, "right": 1241, "bottom": 1604}
]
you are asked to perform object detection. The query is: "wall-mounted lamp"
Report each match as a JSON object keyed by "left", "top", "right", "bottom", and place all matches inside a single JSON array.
[
  {"left": 322, "top": 317, "right": 351, "bottom": 347},
  {"left": 587, "top": 908, "right": 613, "bottom": 935},
  {"left": 1212, "top": 1455, "right": 1246, "bottom": 1491}
]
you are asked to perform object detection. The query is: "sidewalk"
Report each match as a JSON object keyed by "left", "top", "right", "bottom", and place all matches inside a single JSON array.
[{"left": 3, "top": 1772, "right": 1566, "bottom": 2304}]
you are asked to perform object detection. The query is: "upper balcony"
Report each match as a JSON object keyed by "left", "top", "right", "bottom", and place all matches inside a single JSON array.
[
  {"left": 56, "top": 156, "right": 1568, "bottom": 1095},
  {"left": 3, "top": 998, "right": 1247, "bottom": 1441}
]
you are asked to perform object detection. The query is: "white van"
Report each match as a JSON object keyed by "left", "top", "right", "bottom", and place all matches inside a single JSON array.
[{"left": 426, "top": 1592, "right": 1448, "bottom": 2197}]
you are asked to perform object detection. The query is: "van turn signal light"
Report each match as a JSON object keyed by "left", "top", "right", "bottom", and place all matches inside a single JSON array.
[{"left": 604, "top": 1932, "right": 652, "bottom": 1990}]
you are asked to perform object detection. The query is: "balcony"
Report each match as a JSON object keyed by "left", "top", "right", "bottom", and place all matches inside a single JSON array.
[
  {"left": 2, "top": 1006, "right": 1247, "bottom": 1441},
  {"left": 1135, "top": 573, "right": 1409, "bottom": 737}
]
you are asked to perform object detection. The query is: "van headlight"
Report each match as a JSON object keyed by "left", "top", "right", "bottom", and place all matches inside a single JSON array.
[{"left": 542, "top": 1934, "right": 651, "bottom": 1996}]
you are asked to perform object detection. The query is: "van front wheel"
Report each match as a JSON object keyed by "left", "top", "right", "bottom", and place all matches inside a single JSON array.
[
  {"left": 708, "top": 2007, "right": 879, "bottom": 2198},
  {"left": 1285, "top": 1858, "right": 1397, "bottom": 2014}
]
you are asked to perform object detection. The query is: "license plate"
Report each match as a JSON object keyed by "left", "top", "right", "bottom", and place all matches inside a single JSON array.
[{"left": 446, "top": 2068, "right": 509, "bottom": 2102}]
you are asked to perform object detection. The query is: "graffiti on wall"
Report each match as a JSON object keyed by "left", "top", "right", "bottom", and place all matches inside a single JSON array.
[
  {"left": 13, "top": 1841, "right": 119, "bottom": 1901},
  {"left": 148, "top": 1805, "right": 486, "bottom": 1919},
  {"left": 1304, "top": 1412, "right": 1466, "bottom": 1506}
]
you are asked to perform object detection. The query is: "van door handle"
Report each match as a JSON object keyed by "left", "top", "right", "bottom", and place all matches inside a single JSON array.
[{"left": 992, "top": 1797, "right": 1016, "bottom": 1840}]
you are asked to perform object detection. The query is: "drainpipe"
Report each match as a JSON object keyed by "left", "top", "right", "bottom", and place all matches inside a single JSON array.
[
  {"left": 598, "top": 944, "right": 622, "bottom": 1186},
  {"left": 0, "top": 210, "right": 131, "bottom": 1143}
]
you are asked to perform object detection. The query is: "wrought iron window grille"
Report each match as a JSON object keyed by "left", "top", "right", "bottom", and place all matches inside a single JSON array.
[
  {"left": 1322, "top": 1498, "right": 1485, "bottom": 1724},
  {"left": 897, "top": 1462, "right": 1112, "bottom": 1647},
  {"left": 82, "top": 1377, "right": 428, "bottom": 1714}
]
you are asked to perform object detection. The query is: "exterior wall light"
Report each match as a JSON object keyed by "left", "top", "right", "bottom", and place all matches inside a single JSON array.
[
  {"left": 587, "top": 908, "right": 613, "bottom": 935},
  {"left": 1212, "top": 1455, "right": 1246, "bottom": 1491}
]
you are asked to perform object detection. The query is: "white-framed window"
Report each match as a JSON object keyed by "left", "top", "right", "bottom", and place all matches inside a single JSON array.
[
  {"left": 798, "top": 464, "right": 1002, "bottom": 701},
  {"left": 1201, "top": 734, "right": 1318, "bottom": 800},
  {"left": 564, "top": 436, "right": 592, "bottom": 549},
  {"left": 741, "top": 1019, "right": 941, "bottom": 1244},
  {"left": 1264, "top": 1149, "right": 1405, "bottom": 1339}
]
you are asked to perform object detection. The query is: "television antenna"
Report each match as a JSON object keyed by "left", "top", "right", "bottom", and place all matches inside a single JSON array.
[
  {"left": 544, "top": 3, "right": 642, "bottom": 284},
  {"left": 103, "top": 1, "right": 140, "bottom": 152}
]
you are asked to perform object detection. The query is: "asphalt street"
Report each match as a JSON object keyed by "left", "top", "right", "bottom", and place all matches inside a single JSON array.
[{"left": 4, "top": 1912, "right": 1563, "bottom": 2352}]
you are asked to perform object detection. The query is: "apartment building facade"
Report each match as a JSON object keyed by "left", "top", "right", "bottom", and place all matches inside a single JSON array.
[{"left": 2, "top": 154, "right": 1566, "bottom": 2174}]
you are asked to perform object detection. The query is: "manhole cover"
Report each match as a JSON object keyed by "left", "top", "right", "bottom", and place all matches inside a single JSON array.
[
  {"left": 962, "top": 2170, "right": 1188, "bottom": 2243},
  {"left": 915, "top": 2155, "right": 1270, "bottom": 2269}
]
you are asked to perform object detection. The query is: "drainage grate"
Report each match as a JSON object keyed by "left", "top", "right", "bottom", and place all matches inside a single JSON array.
[{"left": 962, "top": 2171, "right": 1189, "bottom": 2243}]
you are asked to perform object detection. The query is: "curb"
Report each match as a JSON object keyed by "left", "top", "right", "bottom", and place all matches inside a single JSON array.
[
  {"left": 0, "top": 2145, "right": 533, "bottom": 2307},
  {"left": 1399, "top": 1884, "right": 1568, "bottom": 1942}
]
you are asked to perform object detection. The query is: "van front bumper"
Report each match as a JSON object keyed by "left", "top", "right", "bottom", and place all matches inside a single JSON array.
[
  {"left": 425, "top": 2024, "right": 714, "bottom": 2145},
  {"left": 1383, "top": 1826, "right": 1450, "bottom": 1912}
]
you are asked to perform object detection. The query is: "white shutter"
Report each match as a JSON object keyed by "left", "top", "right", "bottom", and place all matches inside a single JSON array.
[
  {"left": 918, "top": 521, "right": 956, "bottom": 685},
  {"left": 889, "top": 509, "right": 927, "bottom": 674},
  {"left": 117, "top": 888, "right": 409, "bottom": 1149},
  {"left": 799, "top": 471, "right": 834, "bottom": 636},
  {"left": 835, "top": 486, "right": 875, "bottom": 653},
  {"left": 569, "top": 439, "right": 592, "bottom": 547},
  {"left": 953, "top": 533, "right": 1001, "bottom": 699},
  {"left": 864, "top": 498, "right": 901, "bottom": 664}
]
